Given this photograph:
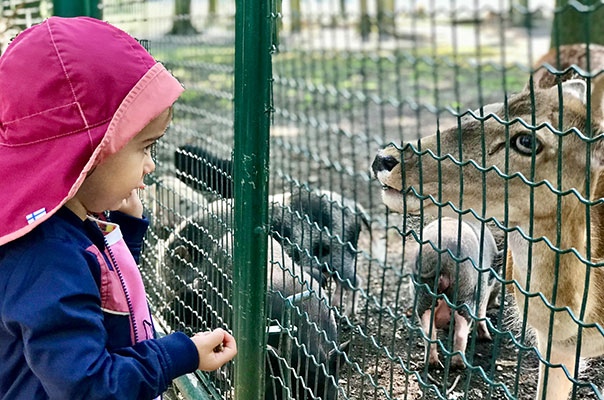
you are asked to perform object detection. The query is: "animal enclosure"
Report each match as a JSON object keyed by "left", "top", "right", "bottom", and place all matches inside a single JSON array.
[{"left": 34, "top": 0, "right": 604, "bottom": 399}]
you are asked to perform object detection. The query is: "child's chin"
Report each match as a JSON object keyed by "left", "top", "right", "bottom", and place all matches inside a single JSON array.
[{"left": 108, "top": 202, "right": 125, "bottom": 212}]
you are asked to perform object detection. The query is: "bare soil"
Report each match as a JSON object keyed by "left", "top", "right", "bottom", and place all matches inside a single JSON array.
[{"left": 333, "top": 213, "right": 604, "bottom": 400}]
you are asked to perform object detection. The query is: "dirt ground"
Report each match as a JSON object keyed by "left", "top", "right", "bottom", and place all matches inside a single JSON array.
[
  {"left": 332, "top": 212, "right": 604, "bottom": 400},
  {"left": 146, "top": 12, "right": 604, "bottom": 400}
]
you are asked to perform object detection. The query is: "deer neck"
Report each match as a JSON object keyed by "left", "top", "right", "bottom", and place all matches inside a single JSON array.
[{"left": 508, "top": 199, "right": 604, "bottom": 334}]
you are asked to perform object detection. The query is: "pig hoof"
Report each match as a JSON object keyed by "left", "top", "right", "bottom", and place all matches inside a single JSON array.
[
  {"left": 477, "top": 325, "right": 492, "bottom": 341},
  {"left": 479, "top": 331, "right": 492, "bottom": 341},
  {"left": 450, "top": 355, "right": 466, "bottom": 369},
  {"left": 428, "top": 356, "right": 443, "bottom": 369}
]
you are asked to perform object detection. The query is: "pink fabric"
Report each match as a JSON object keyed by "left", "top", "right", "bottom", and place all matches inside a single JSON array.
[
  {"left": 0, "top": 17, "right": 184, "bottom": 246},
  {"left": 86, "top": 244, "right": 131, "bottom": 315},
  {"left": 87, "top": 220, "right": 155, "bottom": 344}
]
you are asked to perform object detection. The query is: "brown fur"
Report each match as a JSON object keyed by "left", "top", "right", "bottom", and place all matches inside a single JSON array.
[
  {"left": 530, "top": 44, "right": 604, "bottom": 91},
  {"left": 373, "top": 47, "right": 604, "bottom": 399}
]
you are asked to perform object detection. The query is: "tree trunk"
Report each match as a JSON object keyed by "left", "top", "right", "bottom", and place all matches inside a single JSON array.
[
  {"left": 208, "top": 0, "right": 217, "bottom": 16},
  {"left": 171, "top": 0, "right": 197, "bottom": 35},
  {"left": 331, "top": 0, "right": 347, "bottom": 27},
  {"left": 550, "top": 0, "right": 604, "bottom": 47},
  {"left": 376, "top": 0, "right": 394, "bottom": 38},
  {"left": 359, "top": 0, "right": 370, "bottom": 40},
  {"left": 509, "top": 0, "right": 528, "bottom": 26},
  {"left": 290, "top": 0, "right": 301, "bottom": 33}
]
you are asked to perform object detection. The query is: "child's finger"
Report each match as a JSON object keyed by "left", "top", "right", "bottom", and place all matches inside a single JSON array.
[
  {"left": 215, "top": 331, "right": 237, "bottom": 360},
  {"left": 198, "top": 328, "right": 226, "bottom": 349},
  {"left": 213, "top": 342, "right": 237, "bottom": 364},
  {"left": 221, "top": 331, "right": 237, "bottom": 352}
]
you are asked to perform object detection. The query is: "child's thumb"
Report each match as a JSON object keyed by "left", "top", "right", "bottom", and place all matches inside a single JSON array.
[{"left": 204, "top": 328, "right": 226, "bottom": 347}]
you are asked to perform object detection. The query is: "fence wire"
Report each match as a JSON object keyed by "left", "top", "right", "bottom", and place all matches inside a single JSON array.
[{"left": 6, "top": 0, "right": 601, "bottom": 399}]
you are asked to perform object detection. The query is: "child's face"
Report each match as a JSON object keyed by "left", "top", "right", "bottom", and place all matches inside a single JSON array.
[{"left": 75, "top": 108, "right": 172, "bottom": 215}]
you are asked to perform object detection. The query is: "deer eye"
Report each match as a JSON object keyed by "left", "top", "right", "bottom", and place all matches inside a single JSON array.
[{"left": 511, "top": 133, "right": 542, "bottom": 156}]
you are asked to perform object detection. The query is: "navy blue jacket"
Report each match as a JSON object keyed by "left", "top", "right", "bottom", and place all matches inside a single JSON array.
[{"left": 0, "top": 207, "right": 198, "bottom": 399}]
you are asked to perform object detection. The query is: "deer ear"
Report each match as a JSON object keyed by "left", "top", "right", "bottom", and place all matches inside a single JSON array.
[
  {"left": 590, "top": 73, "right": 604, "bottom": 122},
  {"left": 591, "top": 140, "right": 604, "bottom": 172},
  {"left": 589, "top": 73, "right": 604, "bottom": 169},
  {"left": 561, "top": 79, "right": 588, "bottom": 104}
]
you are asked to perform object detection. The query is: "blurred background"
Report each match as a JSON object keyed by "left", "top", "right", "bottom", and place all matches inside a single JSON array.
[{"left": 2, "top": 1, "right": 604, "bottom": 399}]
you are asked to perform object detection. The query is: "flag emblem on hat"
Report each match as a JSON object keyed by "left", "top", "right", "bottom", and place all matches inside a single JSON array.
[{"left": 26, "top": 208, "right": 46, "bottom": 224}]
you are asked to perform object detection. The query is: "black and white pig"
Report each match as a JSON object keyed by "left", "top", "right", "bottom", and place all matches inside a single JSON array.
[
  {"left": 174, "top": 145, "right": 369, "bottom": 316},
  {"left": 405, "top": 217, "right": 501, "bottom": 368},
  {"left": 159, "top": 199, "right": 345, "bottom": 400}
]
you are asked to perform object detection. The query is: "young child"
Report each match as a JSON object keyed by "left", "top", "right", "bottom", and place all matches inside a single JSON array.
[{"left": 0, "top": 17, "right": 237, "bottom": 399}]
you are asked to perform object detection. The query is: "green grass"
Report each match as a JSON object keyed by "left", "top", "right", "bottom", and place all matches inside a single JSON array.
[{"left": 151, "top": 39, "right": 529, "bottom": 123}]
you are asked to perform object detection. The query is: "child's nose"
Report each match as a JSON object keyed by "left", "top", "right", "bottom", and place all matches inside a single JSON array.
[{"left": 144, "top": 156, "right": 156, "bottom": 175}]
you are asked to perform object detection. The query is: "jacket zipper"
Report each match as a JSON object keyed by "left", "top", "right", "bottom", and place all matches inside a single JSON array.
[{"left": 103, "top": 236, "right": 139, "bottom": 343}]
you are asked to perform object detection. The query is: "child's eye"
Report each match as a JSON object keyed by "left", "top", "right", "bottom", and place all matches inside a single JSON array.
[{"left": 144, "top": 142, "right": 157, "bottom": 159}]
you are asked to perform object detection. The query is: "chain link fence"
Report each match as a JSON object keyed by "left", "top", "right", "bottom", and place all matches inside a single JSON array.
[
  {"left": 103, "top": 1, "right": 238, "bottom": 398},
  {"left": 100, "top": 1, "right": 604, "bottom": 399},
  {"left": 268, "top": 1, "right": 604, "bottom": 400},
  {"left": 5, "top": 0, "right": 603, "bottom": 398}
]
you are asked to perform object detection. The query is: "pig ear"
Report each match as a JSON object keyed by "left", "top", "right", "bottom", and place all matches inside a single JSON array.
[
  {"left": 173, "top": 244, "right": 192, "bottom": 263},
  {"left": 355, "top": 202, "right": 372, "bottom": 232},
  {"left": 403, "top": 235, "right": 420, "bottom": 272},
  {"left": 328, "top": 340, "right": 351, "bottom": 369},
  {"left": 561, "top": 79, "right": 588, "bottom": 104}
]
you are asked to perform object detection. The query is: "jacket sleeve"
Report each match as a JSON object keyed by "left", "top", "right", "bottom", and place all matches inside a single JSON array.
[
  {"left": 108, "top": 211, "right": 149, "bottom": 262},
  {"left": 1, "top": 240, "right": 199, "bottom": 400}
]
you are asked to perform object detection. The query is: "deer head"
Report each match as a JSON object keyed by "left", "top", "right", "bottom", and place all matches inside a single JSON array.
[{"left": 373, "top": 77, "right": 604, "bottom": 234}]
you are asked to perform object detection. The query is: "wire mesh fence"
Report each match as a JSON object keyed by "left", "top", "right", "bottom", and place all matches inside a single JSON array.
[
  {"left": 4, "top": 0, "right": 603, "bottom": 398},
  {"left": 108, "top": 1, "right": 604, "bottom": 399},
  {"left": 268, "top": 2, "right": 604, "bottom": 400},
  {"left": 102, "top": 1, "right": 238, "bottom": 398}
]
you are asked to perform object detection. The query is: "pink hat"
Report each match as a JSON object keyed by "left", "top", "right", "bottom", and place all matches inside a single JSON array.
[{"left": 0, "top": 17, "right": 184, "bottom": 245}]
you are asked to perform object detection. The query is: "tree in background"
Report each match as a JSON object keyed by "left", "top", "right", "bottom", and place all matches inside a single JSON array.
[
  {"left": 170, "top": 0, "right": 197, "bottom": 35},
  {"left": 550, "top": 0, "right": 604, "bottom": 47},
  {"left": 359, "top": 0, "right": 370, "bottom": 40},
  {"left": 509, "top": 0, "right": 529, "bottom": 26},
  {"left": 376, "top": 0, "right": 395, "bottom": 38},
  {"left": 290, "top": 0, "right": 301, "bottom": 33}
]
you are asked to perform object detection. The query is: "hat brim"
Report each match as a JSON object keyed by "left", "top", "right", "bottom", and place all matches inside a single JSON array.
[{"left": 0, "top": 63, "right": 184, "bottom": 245}]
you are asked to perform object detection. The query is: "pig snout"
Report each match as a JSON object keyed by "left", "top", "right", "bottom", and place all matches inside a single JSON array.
[
  {"left": 438, "top": 275, "right": 450, "bottom": 294},
  {"left": 434, "top": 300, "right": 452, "bottom": 329}
]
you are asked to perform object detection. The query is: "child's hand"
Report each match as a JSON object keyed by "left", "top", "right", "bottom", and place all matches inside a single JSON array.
[
  {"left": 114, "top": 189, "right": 144, "bottom": 218},
  {"left": 191, "top": 328, "right": 237, "bottom": 371}
]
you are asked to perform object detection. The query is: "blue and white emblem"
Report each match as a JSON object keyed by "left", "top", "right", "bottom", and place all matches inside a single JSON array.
[{"left": 26, "top": 208, "right": 47, "bottom": 224}]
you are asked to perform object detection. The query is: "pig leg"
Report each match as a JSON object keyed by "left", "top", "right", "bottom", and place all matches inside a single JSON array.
[
  {"left": 420, "top": 309, "right": 440, "bottom": 367},
  {"left": 330, "top": 276, "right": 361, "bottom": 318},
  {"left": 477, "top": 298, "right": 492, "bottom": 341},
  {"left": 451, "top": 311, "right": 470, "bottom": 369}
]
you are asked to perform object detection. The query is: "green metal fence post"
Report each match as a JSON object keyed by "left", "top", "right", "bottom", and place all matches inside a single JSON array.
[
  {"left": 233, "top": 0, "right": 272, "bottom": 398},
  {"left": 52, "top": 0, "right": 102, "bottom": 18}
]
